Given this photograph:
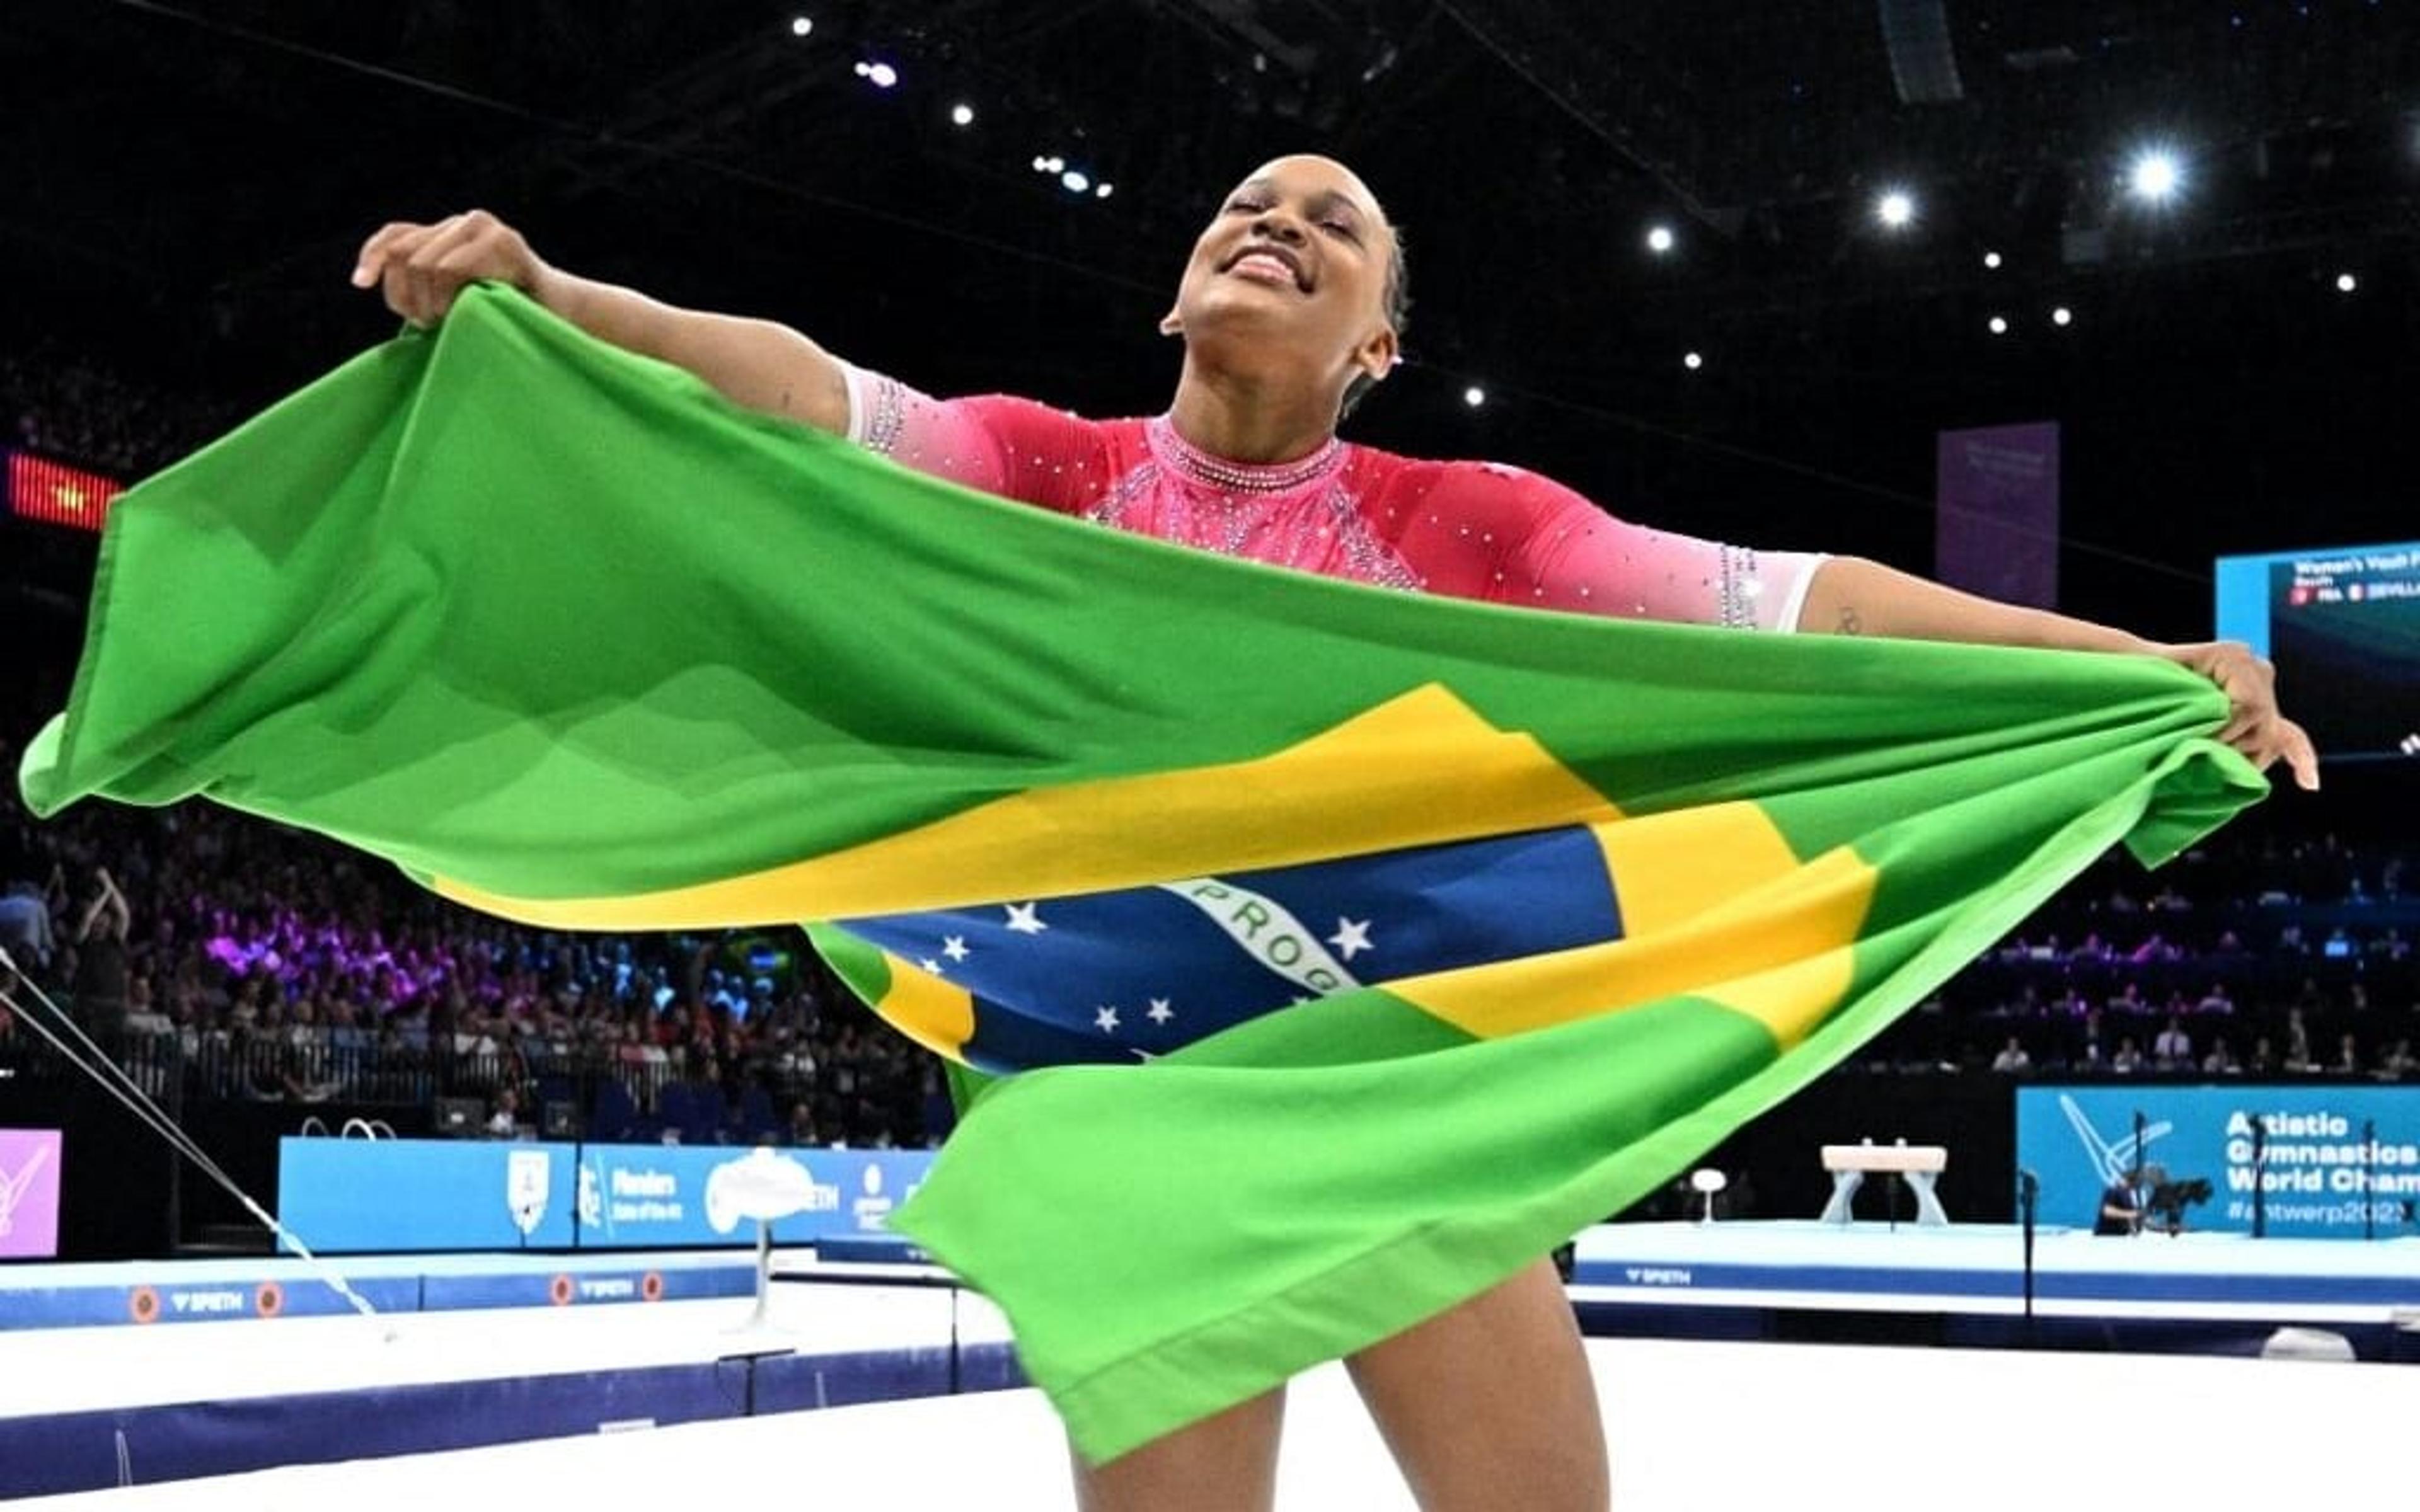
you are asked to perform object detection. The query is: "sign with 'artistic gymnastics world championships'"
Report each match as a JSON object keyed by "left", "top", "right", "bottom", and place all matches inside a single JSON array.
[{"left": 2016, "top": 1085, "right": 2420, "bottom": 1239}]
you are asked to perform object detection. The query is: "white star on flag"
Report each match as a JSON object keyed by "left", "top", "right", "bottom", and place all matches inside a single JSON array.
[
  {"left": 1146, "top": 998, "right": 1174, "bottom": 1026},
  {"left": 1328, "top": 917, "right": 1373, "bottom": 961},
  {"left": 942, "top": 936, "right": 970, "bottom": 962},
  {"left": 1094, "top": 1005, "right": 1121, "bottom": 1033},
  {"left": 919, "top": 958, "right": 942, "bottom": 975},
  {"left": 1005, "top": 902, "right": 1048, "bottom": 935}
]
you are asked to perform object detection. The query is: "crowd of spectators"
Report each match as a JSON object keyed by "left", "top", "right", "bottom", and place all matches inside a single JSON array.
[
  {"left": 1, "top": 717, "right": 943, "bottom": 1150},
  {"left": 1869, "top": 829, "right": 2419, "bottom": 1079},
  {"left": 1, "top": 346, "right": 246, "bottom": 481}
]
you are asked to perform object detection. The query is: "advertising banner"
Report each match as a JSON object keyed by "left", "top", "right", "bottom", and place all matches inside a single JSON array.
[
  {"left": 277, "top": 1138, "right": 933, "bottom": 1252},
  {"left": 0, "top": 1129, "right": 62, "bottom": 1260},
  {"left": 2015, "top": 1085, "right": 2420, "bottom": 1238},
  {"left": 575, "top": 1145, "right": 932, "bottom": 1249},
  {"left": 277, "top": 1138, "right": 579, "bottom": 1252}
]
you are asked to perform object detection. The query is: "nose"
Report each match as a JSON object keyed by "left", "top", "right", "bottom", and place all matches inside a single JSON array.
[{"left": 1249, "top": 206, "right": 1308, "bottom": 244}]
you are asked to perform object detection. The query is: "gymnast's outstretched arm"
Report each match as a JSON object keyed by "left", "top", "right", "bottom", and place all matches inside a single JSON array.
[
  {"left": 1801, "top": 554, "right": 2318, "bottom": 789},
  {"left": 352, "top": 210, "right": 851, "bottom": 435}
]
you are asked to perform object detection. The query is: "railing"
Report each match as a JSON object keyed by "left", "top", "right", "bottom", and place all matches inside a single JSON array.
[{"left": 0, "top": 1029, "right": 814, "bottom": 1143}]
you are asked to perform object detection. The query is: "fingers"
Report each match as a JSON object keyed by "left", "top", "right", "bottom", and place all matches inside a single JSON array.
[
  {"left": 2280, "top": 719, "right": 2320, "bottom": 792},
  {"left": 350, "top": 211, "right": 516, "bottom": 329}
]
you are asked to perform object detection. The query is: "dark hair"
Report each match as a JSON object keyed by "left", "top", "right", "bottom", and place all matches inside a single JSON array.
[{"left": 1340, "top": 227, "right": 1410, "bottom": 421}]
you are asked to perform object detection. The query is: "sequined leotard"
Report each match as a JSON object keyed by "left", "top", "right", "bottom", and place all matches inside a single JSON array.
[{"left": 843, "top": 367, "right": 1823, "bottom": 630}]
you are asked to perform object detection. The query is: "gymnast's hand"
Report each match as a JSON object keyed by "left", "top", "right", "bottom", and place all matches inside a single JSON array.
[
  {"left": 2155, "top": 639, "right": 2320, "bottom": 791},
  {"left": 350, "top": 210, "right": 548, "bottom": 329}
]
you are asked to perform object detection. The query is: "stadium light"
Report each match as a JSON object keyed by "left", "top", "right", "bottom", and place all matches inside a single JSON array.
[{"left": 2129, "top": 149, "right": 2181, "bottom": 203}]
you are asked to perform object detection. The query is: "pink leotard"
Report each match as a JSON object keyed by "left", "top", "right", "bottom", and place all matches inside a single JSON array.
[{"left": 843, "top": 367, "right": 1822, "bottom": 630}]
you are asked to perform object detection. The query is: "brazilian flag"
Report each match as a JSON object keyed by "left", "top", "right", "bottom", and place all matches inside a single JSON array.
[{"left": 18, "top": 287, "right": 2262, "bottom": 1461}]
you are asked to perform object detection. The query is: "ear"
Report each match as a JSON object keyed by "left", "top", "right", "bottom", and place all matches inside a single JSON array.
[
  {"left": 1352, "top": 324, "right": 1399, "bottom": 385},
  {"left": 1158, "top": 311, "right": 1184, "bottom": 336}
]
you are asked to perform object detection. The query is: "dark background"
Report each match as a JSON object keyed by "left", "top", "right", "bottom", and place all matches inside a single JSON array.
[{"left": 4, "top": 0, "right": 2417, "bottom": 643}]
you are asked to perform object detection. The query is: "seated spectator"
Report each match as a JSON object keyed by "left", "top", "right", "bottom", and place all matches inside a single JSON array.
[
  {"left": 2332, "top": 1033, "right": 2362, "bottom": 1075},
  {"left": 2110, "top": 1037, "right": 2145, "bottom": 1075},
  {"left": 2200, "top": 1038, "right": 2242, "bottom": 1075},
  {"left": 1990, "top": 1036, "right": 2032, "bottom": 1074},
  {"left": 2152, "top": 1016, "right": 2192, "bottom": 1069}
]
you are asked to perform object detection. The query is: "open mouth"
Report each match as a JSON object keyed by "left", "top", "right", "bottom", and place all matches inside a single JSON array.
[{"left": 1224, "top": 246, "right": 1308, "bottom": 290}]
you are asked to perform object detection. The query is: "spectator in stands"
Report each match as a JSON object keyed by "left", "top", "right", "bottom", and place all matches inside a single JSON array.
[
  {"left": 2200, "top": 1038, "right": 2242, "bottom": 1075},
  {"left": 1990, "top": 1036, "right": 2032, "bottom": 1074},
  {"left": 69, "top": 866, "right": 131, "bottom": 1048},
  {"left": 2381, "top": 1040, "right": 2416, "bottom": 1080},
  {"left": 0, "top": 876, "right": 52, "bottom": 975},
  {"left": 2152, "top": 1016, "right": 2192, "bottom": 1070},
  {"left": 2284, "top": 1009, "right": 2315, "bottom": 1072},
  {"left": 2110, "top": 1037, "right": 2145, "bottom": 1075},
  {"left": 2194, "top": 982, "right": 2235, "bottom": 1016},
  {"left": 487, "top": 1084, "right": 523, "bottom": 1138},
  {"left": 2332, "top": 1033, "right": 2362, "bottom": 1075}
]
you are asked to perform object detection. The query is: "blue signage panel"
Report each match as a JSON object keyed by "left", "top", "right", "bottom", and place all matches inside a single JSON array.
[
  {"left": 2015, "top": 1085, "right": 2420, "bottom": 1239},
  {"left": 279, "top": 1140, "right": 935, "bottom": 1252},
  {"left": 278, "top": 1138, "right": 579, "bottom": 1252},
  {"left": 574, "top": 1145, "right": 933, "bottom": 1249}
]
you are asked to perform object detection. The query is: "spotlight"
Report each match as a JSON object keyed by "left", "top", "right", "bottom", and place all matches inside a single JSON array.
[
  {"left": 1061, "top": 169, "right": 1091, "bottom": 193},
  {"left": 1645, "top": 224, "right": 1676, "bottom": 255},
  {"left": 2051, "top": 306, "right": 2074, "bottom": 326},
  {"left": 2336, "top": 272, "right": 2359, "bottom": 294},
  {"left": 1682, "top": 351, "right": 1703, "bottom": 370},
  {"left": 1983, "top": 250, "right": 2003, "bottom": 270},
  {"left": 1095, "top": 182, "right": 1114, "bottom": 199},
  {"left": 1032, "top": 156, "right": 1050, "bottom": 173},
  {"left": 790, "top": 16, "right": 814, "bottom": 38},
  {"left": 1988, "top": 315, "right": 2009, "bottom": 335},
  {"left": 1044, "top": 155, "right": 1066, "bottom": 174},
  {"left": 2129, "top": 149, "right": 2181, "bottom": 202},
  {"left": 1463, "top": 386, "right": 1487, "bottom": 408},
  {"left": 950, "top": 103, "right": 976, "bottom": 127},
  {"left": 1876, "top": 190, "right": 1916, "bottom": 228},
  {"left": 855, "top": 60, "right": 898, "bottom": 89}
]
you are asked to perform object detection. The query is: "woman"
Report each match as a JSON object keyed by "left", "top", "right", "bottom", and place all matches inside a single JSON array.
[{"left": 355, "top": 154, "right": 2312, "bottom": 1511}]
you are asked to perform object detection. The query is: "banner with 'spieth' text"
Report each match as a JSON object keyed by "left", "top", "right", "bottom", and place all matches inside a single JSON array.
[{"left": 2016, "top": 1085, "right": 2420, "bottom": 1238}]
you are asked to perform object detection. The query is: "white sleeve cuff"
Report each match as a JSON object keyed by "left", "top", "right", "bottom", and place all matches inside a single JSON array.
[{"left": 1776, "top": 553, "right": 1829, "bottom": 634}]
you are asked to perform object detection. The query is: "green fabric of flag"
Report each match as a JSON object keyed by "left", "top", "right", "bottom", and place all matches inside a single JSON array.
[{"left": 18, "top": 286, "right": 2264, "bottom": 1462}]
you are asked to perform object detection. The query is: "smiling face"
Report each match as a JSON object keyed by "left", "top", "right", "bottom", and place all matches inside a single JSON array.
[{"left": 1165, "top": 154, "right": 1400, "bottom": 410}]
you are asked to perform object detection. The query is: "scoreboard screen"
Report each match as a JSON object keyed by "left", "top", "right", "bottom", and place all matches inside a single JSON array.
[{"left": 2216, "top": 539, "right": 2420, "bottom": 765}]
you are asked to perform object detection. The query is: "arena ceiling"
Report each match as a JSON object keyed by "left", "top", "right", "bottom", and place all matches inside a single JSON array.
[{"left": 6, "top": 0, "right": 2418, "bottom": 632}]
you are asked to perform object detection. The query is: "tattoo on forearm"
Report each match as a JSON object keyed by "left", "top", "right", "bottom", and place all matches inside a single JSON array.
[{"left": 1837, "top": 606, "right": 1864, "bottom": 636}]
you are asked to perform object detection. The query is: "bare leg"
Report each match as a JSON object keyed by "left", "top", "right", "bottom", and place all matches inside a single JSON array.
[
  {"left": 1070, "top": 1385, "right": 1286, "bottom": 1512},
  {"left": 1346, "top": 1256, "right": 1609, "bottom": 1512}
]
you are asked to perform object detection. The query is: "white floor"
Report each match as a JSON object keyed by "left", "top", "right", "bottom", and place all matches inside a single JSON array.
[
  {"left": 0, "top": 1284, "right": 1006, "bottom": 1418},
  {"left": 13, "top": 1320, "right": 2415, "bottom": 1509}
]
